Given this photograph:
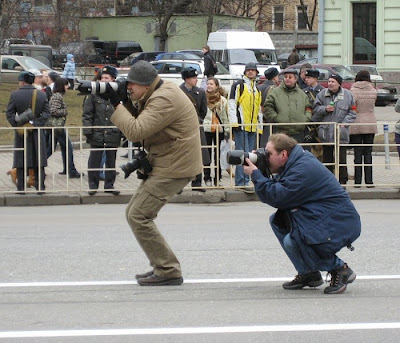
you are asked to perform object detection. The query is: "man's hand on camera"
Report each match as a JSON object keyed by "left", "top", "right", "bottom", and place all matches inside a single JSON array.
[
  {"left": 105, "top": 83, "right": 121, "bottom": 107},
  {"left": 243, "top": 158, "right": 258, "bottom": 176}
]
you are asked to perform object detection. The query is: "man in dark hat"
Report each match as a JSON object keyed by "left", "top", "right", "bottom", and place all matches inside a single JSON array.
[
  {"left": 179, "top": 67, "right": 208, "bottom": 191},
  {"left": 6, "top": 71, "right": 50, "bottom": 193},
  {"left": 258, "top": 67, "right": 280, "bottom": 106},
  {"left": 105, "top": 60, "right": 202, "bottom": 286},
  {"left": 82, "top": 65, "right": 122, "bottom": 195},
  {"left": 313, "top": 74, "right": 356, "bottom": 185},
  {"left": 264, "top": 68, "right": 312, "bottom": 142},
  {"left": 228, "top": 62, "right": 263, "bottom": 192}
]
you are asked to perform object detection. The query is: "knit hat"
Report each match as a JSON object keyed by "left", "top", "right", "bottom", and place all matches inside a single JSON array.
[
  {"left": 127, "top": 61, "right": 158, "bottom": 85},
  {"left": 244, "top": 62, "right": 259, "bottom": 74},
  {"left": 101, "top": 65, "right": 118, "bottom": 79},
  {"left": 18, "top": 71, "right": 35, "bottom": 84},
  {"left": 329, "top": 74, "right": 343, "bottom": 85},
  {"left": 264, "top": 67, "right": 279, "bottom": 80},
  {"left": 304, "top": 69, "right": 320, "bottom": 79},
  {"left": 181, "top": 67, "right": 198, "bottom": 79}
]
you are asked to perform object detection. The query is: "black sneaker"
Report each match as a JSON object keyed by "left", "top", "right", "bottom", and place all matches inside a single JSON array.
[
  {"left": 324, "top": 264, "right": 356, "bottom": 294},
  {"left": 283, "top": 271, "right": 323, "bottom": 290}
]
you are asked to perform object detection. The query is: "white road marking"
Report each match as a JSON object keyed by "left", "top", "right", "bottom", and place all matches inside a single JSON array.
[
  {"left": 0, "top": 275, "right": 399, "bottom": 288},
  {"left": 0, "top": 322, "right": 400, "bottom": 338}
]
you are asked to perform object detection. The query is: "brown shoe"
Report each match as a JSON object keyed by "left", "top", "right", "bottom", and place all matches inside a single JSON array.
[
  {"left": 137, "top": 274, "right": 183, "bottom": 286},
  {"left": 135, "top": 270, "right": 154, "bottom": 280},
  {"left": 7, "top": 169, "right": 17, "bottom": 185}
]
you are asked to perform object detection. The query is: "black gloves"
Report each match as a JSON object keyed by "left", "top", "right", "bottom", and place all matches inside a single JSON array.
[
  {"left": 105, "top": 83, "right": 121, "bottom": 107},
  {"left": 15, "top": 108, "right": 34, "bottom": 126}
]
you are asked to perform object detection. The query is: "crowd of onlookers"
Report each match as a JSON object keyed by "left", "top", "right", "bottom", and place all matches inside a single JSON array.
[{"left": 4, "top": 47, "right": 399, "bottom": 194}]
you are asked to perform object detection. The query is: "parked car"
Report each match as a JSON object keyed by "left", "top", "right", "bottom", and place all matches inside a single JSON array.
[
  {"left": 286, "top": 63, "right": 398, "bottom": 106},
  {"left": 0, "top": 38, "right": 34, "bottom": 54},
  {"left": 124, "top": 51, "right": 165, "bottom": 65},
  {"left": 154, "top": 52, "right": 202, "bottom": 61},
  {"left": 296, "top": 57, "right": 318, "bottom": 65},
  {"left": 1, "top": 55, "right": 58, "bottom": 83},
  {"left": 345, "top": 64, "right": 383, "bottom": 81},
  {"left": 278, "top": 52, "right": 305, "bottom": 69},
  {"left": 118, "top": 59, "right": 234, "bottom": 94},
  {"left": 175, "top": 49, "right": 204, "bottom": 58},
  {"left": 104, "top": 40, "right": 143, "bottom": 66}
]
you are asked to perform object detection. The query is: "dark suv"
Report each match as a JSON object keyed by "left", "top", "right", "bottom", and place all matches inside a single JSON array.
[{"left": 103, "top": 41, "right": 142, "bottom": 66}]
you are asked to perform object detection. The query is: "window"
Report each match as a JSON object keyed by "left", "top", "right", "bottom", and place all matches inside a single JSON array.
[
  {"left": 273, "top": 6, "right": 284, "bottom": 30},
  {"left": 297, "top": 6, "right": 308, "bottom": 30},
  {"left": 353, "top": 3, "right": 376, "bottom": 64}
]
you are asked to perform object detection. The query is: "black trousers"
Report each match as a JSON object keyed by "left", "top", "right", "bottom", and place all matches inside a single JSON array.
[
  {"left": 204, "top": 131, "right": 224, "bottom": 183},
  {"left": 88, "top": 148, "right": 117, "bottom": 190},
  {"left": 323, "top": 145, "right": 348, "bottom": 184},
  {"left": 350, "top": 133, "right": 374, "bottom": 184}
]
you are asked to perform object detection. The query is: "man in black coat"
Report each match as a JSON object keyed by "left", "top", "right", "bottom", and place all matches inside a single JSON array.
[
  {"left": 6, "top": 71, "right": 51, "bottom": 193},
  {"left": 179, "top": 67, "right": 209, "bottom": 191}
]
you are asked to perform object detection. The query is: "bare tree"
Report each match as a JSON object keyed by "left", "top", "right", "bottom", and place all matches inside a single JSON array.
[{"left": 299, "top": 0, "right": 318, "bottom": 31}]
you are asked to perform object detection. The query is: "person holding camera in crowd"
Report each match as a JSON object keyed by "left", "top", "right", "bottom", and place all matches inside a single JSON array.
[
  {"left": 180, "top": 67, "right": 209, "bottom": 191},
  {"left": 6, "top": 71, "right": 50, "bottom": 193},
  {"left": 82, "top": 66, "right": 122, "bottom": 195},
  {"left": 243, "top": 133, "right": 361, "bottom": 294},
  {"left": 104, "top": 61, "right": 202, "bottom": 286}
]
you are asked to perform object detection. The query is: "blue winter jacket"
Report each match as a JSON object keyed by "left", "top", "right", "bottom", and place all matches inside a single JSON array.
[
  {"left": 63, "top": 54, "right": 75, "bottom": 80},
  {"left": 251, "top": 145, "right": 361, "bottom": 260}
]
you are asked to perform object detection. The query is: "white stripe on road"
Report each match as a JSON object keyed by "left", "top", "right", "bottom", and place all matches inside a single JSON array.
[
  {"left": 0, "top": 322, "right": 400, "bottom": 338},
  {"left": 0, "top": 275, "right": 399, "bottom": 288}
]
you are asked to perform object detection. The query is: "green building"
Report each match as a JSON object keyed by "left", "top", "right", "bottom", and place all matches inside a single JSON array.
[
  {"left": 320, "top": 0, "right": 400, "bottom": 81},
  {"left": 80, "top": 14, "right": 254, "bottom": 52}
]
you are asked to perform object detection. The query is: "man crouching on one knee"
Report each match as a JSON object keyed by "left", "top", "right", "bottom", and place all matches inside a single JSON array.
[{"left": 243, "top": 133, "right": 361, "bottom": 294}]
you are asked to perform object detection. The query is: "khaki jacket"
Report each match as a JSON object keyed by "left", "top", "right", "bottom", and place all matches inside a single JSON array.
[{"left": 111, "top": 77, "right": 202, "bottom": 178}]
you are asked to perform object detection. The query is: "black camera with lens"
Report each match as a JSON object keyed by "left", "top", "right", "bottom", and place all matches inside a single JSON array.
[
  {"left": 120, "top": 150, "right": 152, "bottom": 179},
  {"left": 227, "top": 148, "right": 271, "bottom": 178},
  {"left": 76, "top": 80, "right": 128, "bottom": 102}
]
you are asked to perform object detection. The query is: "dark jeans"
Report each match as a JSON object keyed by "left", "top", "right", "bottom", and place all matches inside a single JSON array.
[
  {"left": 323, "top": 145, "right": 348, "bottom": 184},
  {"left": 204, "top": 131, "right": 224, "bottom": 184},
  {"left": 46, "top": 129, "right": 78, "bottom": 175},
  {"left": 350, "top": 133, "right": 374, "bottom": 184},
  {"left": 17, "top": 167, "right": 45, "bottom": 192},
  {"left": 88, "top": 148, "right": 117, "bottom": 190}
]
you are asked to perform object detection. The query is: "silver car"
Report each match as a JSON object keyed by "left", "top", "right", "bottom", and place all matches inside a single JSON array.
[{"left": 1, "top": 55, "right": 56, "bottom": 84}]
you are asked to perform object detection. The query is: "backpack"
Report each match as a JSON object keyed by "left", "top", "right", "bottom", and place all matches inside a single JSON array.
[{"left": 211, "top": 59, "right": 218, "bottom": 75}]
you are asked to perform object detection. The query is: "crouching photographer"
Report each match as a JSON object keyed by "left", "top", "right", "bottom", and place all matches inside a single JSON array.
[
  {"left": 243, "top": 133, "right": 361, "bottom": 294},
  {"left": 102, "top": 61, "right": 203, "bottom": 286}
]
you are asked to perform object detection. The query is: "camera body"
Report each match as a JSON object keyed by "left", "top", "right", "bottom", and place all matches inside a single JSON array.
[
  {"left": 77, "top": 80, "right": 128, "bottom": 102},
  {"left": 227, "top": 148, "right": 271, "bottom": 177},
  {"left": 120, "top": 150, "right": 152, "bottom": 179}
]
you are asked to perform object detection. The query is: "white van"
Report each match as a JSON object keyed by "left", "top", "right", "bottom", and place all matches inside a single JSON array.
[{"left": 207, "top": 30, "right": 280, "bottom": 79}]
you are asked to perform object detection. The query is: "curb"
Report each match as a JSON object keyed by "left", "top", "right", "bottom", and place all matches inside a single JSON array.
[{"left": 1, "top": 188, "right": 400, "bottom": 206}]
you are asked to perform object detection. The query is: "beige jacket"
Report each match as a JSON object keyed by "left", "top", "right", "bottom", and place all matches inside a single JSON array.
[
  {"left": 350, "top": 81, "right": 378, "bottom": 135},
  {"left": 111, "top": 77, "right": 202, "bottom": 178}
]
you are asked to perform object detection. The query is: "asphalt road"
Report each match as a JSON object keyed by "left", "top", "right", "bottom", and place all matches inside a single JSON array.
[{"left": 0, "top": 200, "right": 399, "bottom": 342}]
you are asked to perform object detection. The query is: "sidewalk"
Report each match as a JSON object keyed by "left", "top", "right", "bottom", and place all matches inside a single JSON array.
[{"left": 1, "top": 147, "right": 400, "bottom": 206}]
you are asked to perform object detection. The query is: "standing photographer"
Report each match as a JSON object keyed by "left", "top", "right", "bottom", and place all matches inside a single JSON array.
[
  {"left": 243, "top": 133, "right": 361, "bottom": 294},
  {"left": 107, "top": 61, "right": 203, "bottom": 286},
  {"left": 83, "top": 66, "right": 122, "bottom": 195}
]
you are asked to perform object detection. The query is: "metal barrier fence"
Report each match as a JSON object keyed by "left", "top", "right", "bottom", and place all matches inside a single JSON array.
[{"left": 1, "top": 122, "right": 400, "bottom": 194}]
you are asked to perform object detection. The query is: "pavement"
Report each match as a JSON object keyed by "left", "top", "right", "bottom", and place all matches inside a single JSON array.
[
  {"left": 1, "top": 104, "right": 400, "bottom": 206},
  {"left": 1, "top": 200, "right": 399, "bottom": 342}
]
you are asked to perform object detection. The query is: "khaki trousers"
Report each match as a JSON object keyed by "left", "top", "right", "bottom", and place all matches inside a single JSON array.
[{"left": 126, "top": 175, "right": 192, "bottom": 278}]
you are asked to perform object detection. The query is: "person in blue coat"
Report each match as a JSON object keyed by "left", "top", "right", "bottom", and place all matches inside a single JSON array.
[
  {"left": 62, "top": 54, "right": 76, "bottom": 89},
  {"left": 243, "top": 133, "right": 361, "bottom": 294}
]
